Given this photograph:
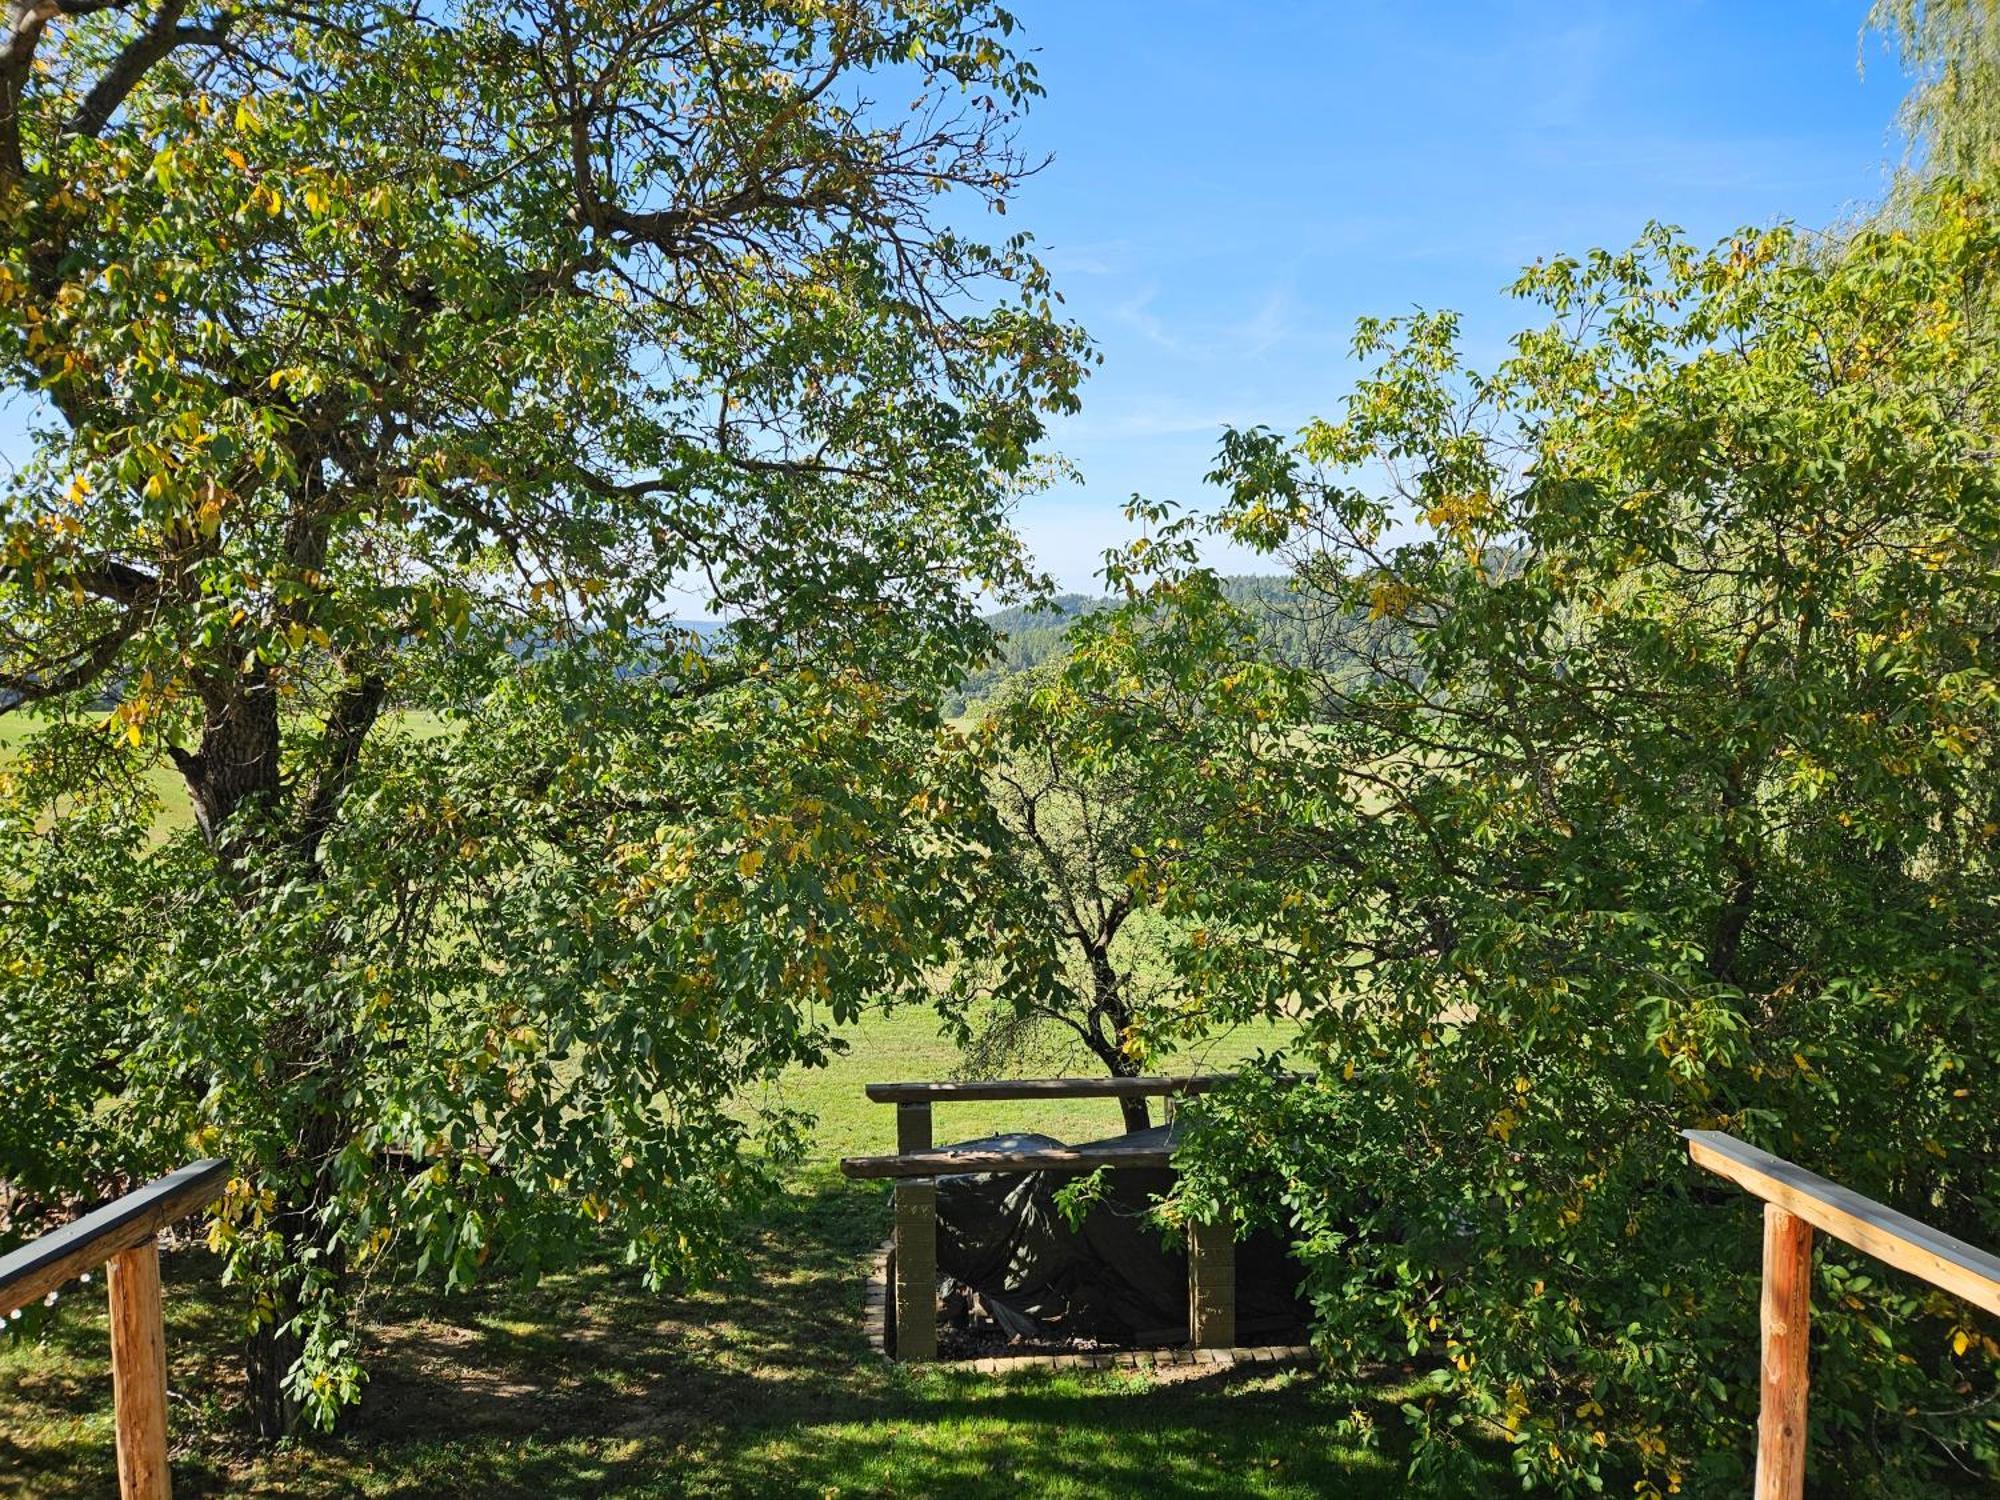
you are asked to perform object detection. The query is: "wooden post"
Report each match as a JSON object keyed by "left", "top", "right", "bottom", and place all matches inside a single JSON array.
[
  {"left": 1188, "top": 1217, "right": 1235, "bottom": 1349},
  {"left": 1756, "top": 1204, "right": 1812, "bottom": 1500},
  {"left": 893, "top": 1102, "right": 937, "bottom": 1360},
  {"left": 106, "top": 1240, "right": 171, "bottom": 1500}
]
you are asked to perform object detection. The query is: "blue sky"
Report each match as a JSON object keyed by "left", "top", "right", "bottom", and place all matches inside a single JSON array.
[{"left": 1004, "top": 1, "right": 1909, "bottom": 590}]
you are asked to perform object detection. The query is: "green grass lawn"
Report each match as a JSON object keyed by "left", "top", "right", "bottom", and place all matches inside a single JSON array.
[
  {"left": 0, "top": 1005, "right": 1468, "bottom": 1499},
  {"left": 779, "top": 1002, "right": 1301, "bottom": 1161}
]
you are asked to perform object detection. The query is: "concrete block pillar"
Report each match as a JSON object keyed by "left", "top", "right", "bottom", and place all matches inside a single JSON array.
[
  {"left": 893, "top": 1102, "right": 937, "bottom": 1360},
  {"left": 1189, "top": 1217, "right": 1236, "bottom": 1349}
]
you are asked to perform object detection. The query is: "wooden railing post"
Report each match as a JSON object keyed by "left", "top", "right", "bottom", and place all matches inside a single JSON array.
[
  {"left": 0, "top": 1160, "right": 226, "bottom": 1500},
  {"left": 893, "top": 1102, "right": 937, "bottom": 1360},
  {"left": 1679, "top": 1132, "right": 2000, "bottom": 1498},
  {"left": 1757, "top": 1205, "right": 1812, "bottom": 1500},
  {"left": 106, "top": 1240, "right": 172, "bottom": 1500},
  {"left": 1188, "top": 1216, "right": 1235, "bottom": 1349},
  {"left": 897, "top": 1102, "right": 933, "bottom": 1157}
]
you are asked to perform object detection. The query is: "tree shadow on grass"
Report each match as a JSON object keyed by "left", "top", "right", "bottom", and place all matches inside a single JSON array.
[
  {"left": 342, "top": 1168, "right": 902, "bottom": 1449},
  {"left": 2, "top": 1170, "right": 1453, "bottom": 1499}
]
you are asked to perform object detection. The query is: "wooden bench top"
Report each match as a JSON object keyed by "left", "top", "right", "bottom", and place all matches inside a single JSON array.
[
  {"left": 841, "top": 1132, "right": 1177, "bottom": 1180},
  {"left": 864, "top": 1075, "right": 1239, "bottom": 1104}
]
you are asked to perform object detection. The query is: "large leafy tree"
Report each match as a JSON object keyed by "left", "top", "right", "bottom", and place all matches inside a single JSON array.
[
  {"left": 1069, "top": 188, "right": 2000, "bottom": 1494},
  {"left": 0, "top": 0, "right": 1083, "bottom": 1434}
]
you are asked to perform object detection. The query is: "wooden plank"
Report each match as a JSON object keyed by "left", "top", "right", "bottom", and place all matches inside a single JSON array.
[
  {"left": 864, "top": 1075, "right": 1267, "bottom": 1104},
  {"left": 1683, "top": 1131, "right": 2000, "bottom": 1317},
  {"left": 1188, "top": 1218, "right": 1236, "bottom": 1349},
  {"left": 1756, "top": 1205, "right": 1812, "bottom": 1500},
  {"left": 0, "top": 1160, "right": 229, "bottom": 1318},
  {"left": 893, "top": 1180, "right": 937, "bottom": 1361},
  {"left": 107, "top": 1242, "right": 172, "bottom": 1500},
  {"left": 842, "top": 1138, "right": 1175, "bottom": 1180}
]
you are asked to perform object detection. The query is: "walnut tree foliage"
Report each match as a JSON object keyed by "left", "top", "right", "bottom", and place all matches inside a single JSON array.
[
  {"left": 0, "top": 0, "right": 1084, "bottom": 1432},
  {"left": 1062, "top": 188, "right": 2000, "bottom": 1494}
]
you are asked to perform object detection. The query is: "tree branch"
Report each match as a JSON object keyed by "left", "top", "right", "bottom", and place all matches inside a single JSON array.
[
  {"left": 68, "top": 0, "right": 232, "bottom": 141},
  {"left": 293, "top": 669, "right": 387, "bottom": 865}
]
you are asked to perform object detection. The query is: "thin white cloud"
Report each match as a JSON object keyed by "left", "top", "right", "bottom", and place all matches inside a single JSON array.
[
  {"left": 1233, "top": 282, "right": 1294, "bottom": 359},
  {"left": 1111, "top": 278, "right": 1309, "bottom": 362},
  {"left": 1038, "top": 238, "right": 1131, "bottom": 276},
  {"left": 1070, "top": 407, "right": 1235, "bottom": 440},
  {"left": 1113, "top": 282, "right": 1180, "bottom": 352}
]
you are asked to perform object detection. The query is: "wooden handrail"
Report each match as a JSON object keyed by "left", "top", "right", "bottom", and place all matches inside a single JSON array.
[
  {"left": 0, "top": 1159, "right": 229, "bottom": 1500},
  {"left": 862, "top": 1072, "right": 1300, "bottom": 1104},
  {"left": 1684, "top": 1131, "right": 2000, "bottom": 1317},
  {"left": 0, "top": 1159, "right": 228, "bottom": 1318},
  {"left": 1684, "top": 1129, "right": 2000, "bottom": 1500}
]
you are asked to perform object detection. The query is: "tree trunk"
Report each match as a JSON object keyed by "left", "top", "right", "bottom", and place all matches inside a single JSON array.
[
  {"left": 243, "top": 1287, "right": 304, "bottom": 1439},
  {"left": 169, "top": 668, "right": 305, "bottom": 1437},
  {"left": 241, "top": 1086, "right": 357, "bottom": 1438},
  {"left": 167, "top": 658, "right": 381, "bottom": 1439},
  {"left": 1082, "top": 942, "right": 1150, "bottom": 1131},
  {"left": 169, "top": 669, "right": 283, "bottom": 856},
  {"left": 1117, "top": 1089, "right": 1152, "bottom": 1134}
]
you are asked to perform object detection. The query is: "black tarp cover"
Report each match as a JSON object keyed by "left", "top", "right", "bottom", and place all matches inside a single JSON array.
[{"left": 932, "top": 1125, "right": 1309, "bottom": 1345}]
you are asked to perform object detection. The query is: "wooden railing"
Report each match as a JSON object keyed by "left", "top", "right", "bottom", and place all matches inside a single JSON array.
[
  {"left": 0, "top": 1160, "right": 229, "bottom": 1500},
  {"left": 1684, "top": 1130, "right": 2000, "bottom": 1500},
  {"left": 840, "top": 1074, "right": 1275, "bottom": 1360},
  {"left": 861, "top": 1075, "right": 1263, "bottom": 1105}
]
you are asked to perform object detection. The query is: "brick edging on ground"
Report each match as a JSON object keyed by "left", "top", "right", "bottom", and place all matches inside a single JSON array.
[{"left": 864, "top": 1239, "right": 891, "bottom": 1355}]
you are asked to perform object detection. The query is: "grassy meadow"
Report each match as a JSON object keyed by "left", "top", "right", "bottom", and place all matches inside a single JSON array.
[{"left": 0, "top": 1002, "right": 1475, "bottom": 1499}]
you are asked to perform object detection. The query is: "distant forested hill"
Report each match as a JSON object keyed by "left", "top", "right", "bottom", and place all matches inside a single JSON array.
[
  {"left": 944, "top": 575, "right": 1379, "bottom": 716},
  {"left": 945, "top": 592, "right": 1108, "bottom": 713}
]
